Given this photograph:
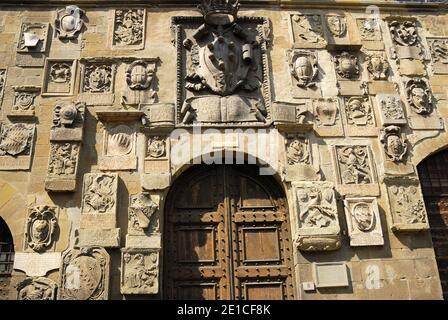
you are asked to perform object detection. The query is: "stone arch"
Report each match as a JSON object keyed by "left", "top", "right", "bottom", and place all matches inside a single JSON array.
[
  {"left": 412, "top": 131, "right": 448, "bottom": 166},
  {"left": 0, "top": 179, "right": 28, "bottom": 252}
]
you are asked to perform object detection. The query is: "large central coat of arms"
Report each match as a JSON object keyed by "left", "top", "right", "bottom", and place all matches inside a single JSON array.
[{"left": 172, "top": 0, "right": 271, "bottom": 125}]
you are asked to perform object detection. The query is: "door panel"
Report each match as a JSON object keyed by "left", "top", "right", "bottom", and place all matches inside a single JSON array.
[{"left": 164, "top": 165, "right": 295, "bottom": 300}]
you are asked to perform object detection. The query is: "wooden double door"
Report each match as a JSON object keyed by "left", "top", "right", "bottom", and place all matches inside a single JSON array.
[{"left": 163, "top": 165, "right": 295, "bottom": 300}]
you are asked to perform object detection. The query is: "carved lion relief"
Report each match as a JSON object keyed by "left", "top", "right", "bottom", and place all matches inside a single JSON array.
[
  {"left": 17, "top": 277, "right": 57, "bottom": 300},
  {"left": 24, "top": 205, "right": 59, "bottom": 253},
  {"left": 59, "top": 247, "right": 110, "bottom": 300},
  {"left": 55, "top": 5, "right": 85, "bottom": 40}
]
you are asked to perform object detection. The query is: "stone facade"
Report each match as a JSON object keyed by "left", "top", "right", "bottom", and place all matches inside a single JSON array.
[{"left": 0, "top": 0, "right": 447, "bottom": 300}]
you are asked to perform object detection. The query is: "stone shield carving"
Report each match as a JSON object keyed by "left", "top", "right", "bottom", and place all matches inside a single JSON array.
[
  {"left": 334, "top": 52, "right": 360, "bottom": 80},
  {"left": 126, "top": 60, "right": 154, "bottom": 90},
  {"left": 405, "top": 78, "right": 433, "bottom": 115},
  {"left": 380, "top": 125, "right": 408, "bottom": 163},
  {"left": 24, "top": 205, "right": 58, "bottom": 253},
  {"left": 325, "top": 14, "right": 346, "bottom": 37},
  {"left": 343, "top": 197, "right": 384, "bottom": 246},
  {"left": 389, "top": 19, "right": 419, "bottom": 47},
  {"left": 147, "top": 136, "right": 166, "bottom": 159},
  {"left": 113, "top": 9, "right": 146, "bottom": 48},
  {"left": 82, "top": 173, "right": 117, "bottom": 214},
  {"left": 129, "top": 192, "right": 159, "bottom": 234},
  {"left": 287, "top": 50, "right": 318, "bottom": 88},
  {"left": 293, "top": 181, "right": 341, "bottom": 251},
  {"left": 366, "top": 53, "right": 390, "bottom": 80},
  {"left": 286, "top": 134, "right": 310, "bottom": 165},
  {"left": 55, "top": 5, "right": 85, "bottom": 40},
  {"left": 59, "top": 247, "right": 110, "bottom": 300},
  {"left": 0, "top": 123, "right": 34, "bottom": 156},
  {"left": 17, "top": 277, "right": 57, "bottom": 300},
  {"left": 83, "top": 64, "right": 114, "bottom": 93}
]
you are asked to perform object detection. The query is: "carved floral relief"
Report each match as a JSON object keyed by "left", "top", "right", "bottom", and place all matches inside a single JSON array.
[{"left": 47, "top": 142, "right": 80, "bottom": 177}]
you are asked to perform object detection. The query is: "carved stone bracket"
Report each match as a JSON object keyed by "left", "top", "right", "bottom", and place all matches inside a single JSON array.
[
  {"left": 24, "top": 205, "right": 59, "bottom": 253},
  {"left": 120, "top": 248, "right": 159, "bottom": 295},
  {"left": 0, "top": 122, "right": 35, "bottom": 171},
  {"left": 343, "top": 197, "right": 384, "bottom": 246},
  {"left": 292, "top": 181, "right": 341, "bottom": 252},
  {"left": 384, "top": 176, "right": 429, "bottom": 232},
  {"left": 78, "top": 173, "right": 120, "bottom": 248},
  {"left": 141, "top": 103, "right": 175, "bottom": 130},
  {"left": 58, "top": 247, "right": 110, "bottom": 300},
  {"left": 17, "top": 277, "right": 57, "bottom": 300}
]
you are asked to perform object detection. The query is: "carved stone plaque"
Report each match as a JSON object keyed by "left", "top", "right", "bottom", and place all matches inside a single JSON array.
[
  {"left": 312, "top": 98, "right": 344, "bottom": 137},
  {"left": 144, "top": 135, "right": 170, "bottom": 175},
  {"left": 17, "top": 277, "right": 57, "bottom": 300},
  {"left": 342, "top": 96, "right": 377, "bottom": 137},
  {"left": 24, "top": 205, "right": 59, "bottom": 253},
  {"left": 79, "top": 173, "right": 120, "bottom": 247},
  {"left": 80, "top": 59, "right": 116, "bottom": 105},
  {"left": 284, "top": 133, "right": 318, "bottom": 181},
  {"left": 427, "top": 37, "right": 448, "bottom": 74},
  {"left": 385, "top": 177, "right": 429, "bottom": 232},
  {"left": 45, "top": 142, "right": 81, "bottom": 192},
  {"left": 289, "top": 13, "right": 326, "bottom": 49},
  {"left": 331, "top": 144, "right": 379, "bottom": 196},
  {"left": 122, "top": 59, "right": 158, "bottom": 107},
  {"left": 313, "top": 262, "right": 349, "bottom": 288},
  {"left": 99, "top": 123, "right": 137, "bottom": 171},
  {"left": 343, "top": 197, "right": 384, "bottom": 246},
  {"left": 13, "top": 252, "right": 61, "bottom": 277},
  {"left": 172, "top": 9, "right": 271, "bottom": 126},
  {"left": 42, "top": 59, "right": 77, "bottom": 96},
  {"left": 120, "top": 248, "right": 159, "bottom": 295},
  {"left": 58, "top": 247, "right": 110, "bottom": 300},
  {"left": 293, "top": 181, "right": 341, "bottom": 252},
  {"left": 112, "top": 9, "right": 146, "bottom": 50},
  {"left": 287, "top": 49, "right": 320, "bottom": 98},
  {"left": 0, "top": 122, "right": 35, "bottom": 170},
  {"left": 376, "top": 94, "right": 407, "bottom": 126},
  {"left": 55, "top": 5, "right": 85, "bottom": 40},
  {"left": 8, "top": 86, "right": 40, "bottom": 119},
  {"left": 16, "top": 22, "right": 49, "bottom": 67}
]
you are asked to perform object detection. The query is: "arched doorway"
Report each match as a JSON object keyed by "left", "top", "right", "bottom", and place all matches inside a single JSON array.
[
  {"left": 418, "top": 150, "right": 448, "bottom": 299},
  {"left": 163, "top": 164, "right": 295, "bottom": 300},
  {"left": 0, "top": 217, "right": 14, "bottom": 300}
]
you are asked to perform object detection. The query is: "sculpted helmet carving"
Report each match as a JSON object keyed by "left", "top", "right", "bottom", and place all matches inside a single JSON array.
[{"left": 198, "top": 0, "right": 241, "bottom": 26}]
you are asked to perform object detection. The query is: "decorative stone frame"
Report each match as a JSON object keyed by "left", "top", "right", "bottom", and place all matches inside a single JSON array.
[{"left": 41, "top": 59, "right": 77, "bottom": 97}]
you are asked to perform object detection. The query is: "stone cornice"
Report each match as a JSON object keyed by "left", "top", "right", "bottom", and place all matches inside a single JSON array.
[{"left": 0, "top": 0, "right": 447, "bottom": 12}]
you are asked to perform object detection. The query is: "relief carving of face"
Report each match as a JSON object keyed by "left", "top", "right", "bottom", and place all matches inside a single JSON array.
[{"left": 294, "top": 56, "right": 312, "bottom": 78}]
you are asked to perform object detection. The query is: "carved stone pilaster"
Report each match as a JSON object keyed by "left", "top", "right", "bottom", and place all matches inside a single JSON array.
[{"left": 293, "top": 181, "right": 341, "bottom": 252}]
